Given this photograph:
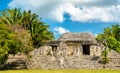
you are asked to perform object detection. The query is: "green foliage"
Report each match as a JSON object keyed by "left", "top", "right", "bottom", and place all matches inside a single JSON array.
[
  {"left": 0, "top": 23, "right": 33, "bottom": 64},
  {"left": 0, "top": 24, "right": 8, "bottom": 30},
  {"left": 31, "top": 22, "right": 54, "bottom": 48},
  {"left": 0, "top": 8, "right": 54, "bottom": 48},
  {"left": 0, "top": 29, "right": 22, "bottom": 64},
  {"left": 0, "top": 8, "right": 21, "bottom": 25},
  {"left": 96, "top": 24, "right": 120, "bottom": 63},
  {"left": 0, "top": 39, "right": 9, "bottom": 64},
  {"left": 15, "top": 26, "right": 33, "bottom": 55},
  {"left": 7, "top": 39, "right": 21, "bottom": 55},
  {"left": 102, "top": 50, "right": 109, "bottom": 64},
  {"left": 106, "top": 36, "right": 120, "bottom": 53},
  {"left": 0, "top": 8, "right": 54, "bottom": 64},
  {"left": 97, "top": 24, "right": 120, "bottom": 53},
  {"left": 111, "top": 24, "right": 120, "bottom": 41},
  {"left": 20, "top": 10, "right": 54, "bottom": 47}
]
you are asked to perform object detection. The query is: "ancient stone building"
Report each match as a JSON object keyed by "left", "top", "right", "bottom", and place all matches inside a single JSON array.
[
  {"left": 4, "top": 32, "right": 119, "bottom": 70},
  {"left": 45, "top": 32, "right": 102, "bottom": 57}
]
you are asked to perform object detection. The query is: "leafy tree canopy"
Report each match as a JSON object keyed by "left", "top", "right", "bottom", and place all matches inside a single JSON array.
[
  {"left": 0, "top": 24, "right": 22, "bottom": 64},
  {"left": 0, "top": 8, "right": 54, "bottom": 64},
  {"left": 96, "top": 24, "right": 120, "bottom": 53},
  {"left": 0, "top": 8, "right": 54, "bottom": 48}
]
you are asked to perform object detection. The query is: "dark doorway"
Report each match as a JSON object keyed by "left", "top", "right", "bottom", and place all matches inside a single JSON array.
[
  {"left": 52, "top": 46, "right": 57, "bottom": 52},
  {"left": 82, "top": 45, "right": 90, "bottom": 55}
]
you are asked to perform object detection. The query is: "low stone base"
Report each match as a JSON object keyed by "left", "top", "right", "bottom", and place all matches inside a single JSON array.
[{"left": 27, "top": 55, "right": 120, "bottom": 70}]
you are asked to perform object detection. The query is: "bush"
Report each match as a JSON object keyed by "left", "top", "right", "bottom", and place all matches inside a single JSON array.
[{"left": 102, "top": 50, "right": 109, "bottom": 64}]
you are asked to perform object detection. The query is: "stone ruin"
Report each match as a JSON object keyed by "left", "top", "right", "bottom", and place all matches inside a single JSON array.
[
  {"left": 44, "top": 32, "right": 102, "bottom": 57},
  {"left": 1, "top": 32, "right": 120, "bottom": 70},
  {"left": 27, "top": 32, "right": 120, "bottom": 69}
]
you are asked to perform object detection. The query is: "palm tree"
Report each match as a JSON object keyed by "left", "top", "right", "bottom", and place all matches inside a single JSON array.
[
  {"left": 0, "top": 8, "right": 54, "bottom": 48},
  {"left": 21, "top": 10, "right": 54, "bottom": 47},
  {"left": 21, "top": 10, "right": 39, "bottom": 30},
  {"left": 0, "top": 8, "right": 21, "bottom": 25},
  {"left": 31, "top": 22, "right": 54, "bottom": 48}
]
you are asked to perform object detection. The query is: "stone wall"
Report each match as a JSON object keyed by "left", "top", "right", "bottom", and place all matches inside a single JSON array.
[
  {"left": 2, "top": 46, "right": 120, "bottom": 70},
  {"left": 0, "top": 54, "right": 27, "bottom": 70},
  {"left": 73, "top": 45, "right": 82, "bottom": 57},
  {"left": 90, "top": 46, "right": 102, "bottom": 56},
  {"left": 27, "top": 48, "right": 120, "bottom": 70}
]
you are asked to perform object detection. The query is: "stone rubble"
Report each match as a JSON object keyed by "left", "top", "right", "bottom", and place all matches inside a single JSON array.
[
  {"left": 1, "top": 48, "right": 120, "bottom": 70},
  {"left": 27, "top": 48, "right": 120, "bottom": 70}
]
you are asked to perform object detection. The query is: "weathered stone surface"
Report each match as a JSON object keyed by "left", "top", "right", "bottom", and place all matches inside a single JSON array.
[
  {"left": 0, "top": 54, "right": 27, "bottom": 70},
  {"left": 1, "top": 49, "right": 120, "bottom": 70},
  {"left": 27, "top": 48, "right": 120, "bottom": 70}
]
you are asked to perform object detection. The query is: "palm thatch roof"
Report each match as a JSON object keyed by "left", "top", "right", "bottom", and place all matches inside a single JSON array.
[
  {"left": 58, "top": 32, "right": 97, "bottom": 45},
  {"left": 45, "top": 32, "right": 98, "bottom": 46},
  {"left": 45, "top": 40, "right": 61, "bottom": 46}
]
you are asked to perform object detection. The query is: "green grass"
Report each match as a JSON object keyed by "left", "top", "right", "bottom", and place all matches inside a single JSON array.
[{"left": 0, "top": 70, "right": 120, "bottom": 73}]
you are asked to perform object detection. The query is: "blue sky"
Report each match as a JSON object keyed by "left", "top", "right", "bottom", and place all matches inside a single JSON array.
[{"left": 0, "top": 0, "right": 120, "bottom": 39}]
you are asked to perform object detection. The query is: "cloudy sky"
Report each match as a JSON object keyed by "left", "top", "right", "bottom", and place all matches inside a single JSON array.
[{"left": 0, "top": 0, "right": 120, "bottom": 39}]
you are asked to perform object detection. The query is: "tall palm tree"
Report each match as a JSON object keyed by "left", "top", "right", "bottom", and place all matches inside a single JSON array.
[
  {"left": 0, "top": 8, "right": 21, "bottom": 25},
  {"left": 21, "top": 10, "right": 54, "bottom": 47},
  {"left": 0, "top": 8, "right": 54, "bottom": 48},
  {"left": 31, "top": 22, "right": 54, "bottom": 47},
  {"left": 21, "top": 10, "right": 39, "bottom": 30}
]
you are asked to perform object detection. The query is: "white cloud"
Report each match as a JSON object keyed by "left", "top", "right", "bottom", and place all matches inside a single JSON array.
[
  {"left": 54, "top": 27, "right": 70, "bottom": 34},
  {"left": 63, "top": 4, "right": 120, "bottom": 22},
  {"left": 8, "top": 0, "right": 120, "bottom": 23}
]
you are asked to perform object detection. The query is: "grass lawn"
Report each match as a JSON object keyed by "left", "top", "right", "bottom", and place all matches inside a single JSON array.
[{"left": 0, "top": 70, "right": 120, "bottom": 73}]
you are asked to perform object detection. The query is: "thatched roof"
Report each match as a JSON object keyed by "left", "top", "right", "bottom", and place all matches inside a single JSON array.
[
  {"left": 58, "top": 32, "right": 97, "bottom": 45},
  {"left": 44, "top": 40, "right": 61, "bottom": 46},
  {"left": 45, "top": 32, "right": 98, "bottom": 46}
]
